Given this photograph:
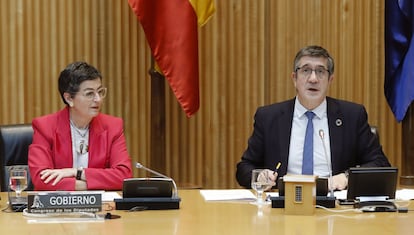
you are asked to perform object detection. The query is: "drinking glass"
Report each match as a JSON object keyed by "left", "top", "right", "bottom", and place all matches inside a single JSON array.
[
  {"left": 250, "top": 169, "right": 272, "bottom": 205},
  {"left": 9, "top": 169, "right": 28, "bottom": 198}
]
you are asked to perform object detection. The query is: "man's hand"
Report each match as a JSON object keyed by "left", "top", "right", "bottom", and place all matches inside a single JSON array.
[
  {"left": 329, "top": 173, "right": 348, "bottom": 190},
  {"left": 257, "top": 169, "right": 277, "bottom": 191},
  {"left": 40, "top": 168, "right": 77, "bottom": 186}
]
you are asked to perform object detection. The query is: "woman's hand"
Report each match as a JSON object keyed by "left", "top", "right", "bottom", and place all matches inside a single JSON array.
[{"left": 40, "top": 168, "right": 77, "bottom": 186}]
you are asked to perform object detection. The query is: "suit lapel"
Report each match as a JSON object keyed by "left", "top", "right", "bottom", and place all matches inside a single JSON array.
[
  {"left": 276, "top": 99, "right": 295, "bottom": 171},
  {"left": 54, "top": 109, "right": 108, "bottom": 168},
  {"left": 55, "top": 107, "right": 74, "bottom": 167},
  {"left": 327, "top": 97, "right": 344, "bottom": 171},
  {"left": 89, "top": 115, "right": 108, "bottom": 168}
]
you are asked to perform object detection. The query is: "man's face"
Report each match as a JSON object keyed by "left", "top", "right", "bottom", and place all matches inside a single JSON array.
[{"left": 291, "top": 56, "right": 334, "bottom": 110}]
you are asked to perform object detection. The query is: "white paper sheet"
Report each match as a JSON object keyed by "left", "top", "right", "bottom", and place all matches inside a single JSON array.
[
  {"left": 200, "top": 189, "right": 256, "bottom": 201},
  {"left": 396, "top": 189, "right": 414, "bottom": 200},
  {"left": 102, "top": 191, "right": 122, "bottom": 201}
]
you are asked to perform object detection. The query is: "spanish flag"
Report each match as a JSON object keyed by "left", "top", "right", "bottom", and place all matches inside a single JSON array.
[{"left": 128, "top": 0, "right": 215, "bottom": 117}]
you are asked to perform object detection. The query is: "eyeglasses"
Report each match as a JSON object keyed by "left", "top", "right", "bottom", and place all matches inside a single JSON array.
[
  {"left": 295, "top": 66, "right": 329, "bottom": 79},
  {"left": 81, "top": 87, "right": 107, "bottom": 100}
]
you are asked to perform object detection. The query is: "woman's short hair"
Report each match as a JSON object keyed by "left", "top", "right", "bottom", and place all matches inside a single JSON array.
[{"left": 58, "top": 61, "right": 102, "bottom": 105}]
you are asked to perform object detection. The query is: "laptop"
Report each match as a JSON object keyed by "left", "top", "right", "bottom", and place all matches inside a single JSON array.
[{"left": 346, "top": 167, "right": 398, "bottom": 200}]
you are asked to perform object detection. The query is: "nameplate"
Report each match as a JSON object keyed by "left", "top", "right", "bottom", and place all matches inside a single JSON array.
[{"left": 27, "top": 192, "right": 102, "bottom": 214}]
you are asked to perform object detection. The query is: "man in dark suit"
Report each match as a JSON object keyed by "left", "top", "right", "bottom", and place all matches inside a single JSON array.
[{"left": 236, "top": 45, "right": 390, "bottom": 190}]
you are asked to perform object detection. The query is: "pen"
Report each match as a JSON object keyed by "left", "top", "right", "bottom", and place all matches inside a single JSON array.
[{"left": 273, "top": 162, "right": 281, "bottom": 175}]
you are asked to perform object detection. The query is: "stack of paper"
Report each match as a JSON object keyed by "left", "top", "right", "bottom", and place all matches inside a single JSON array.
[{"left": 200, "top": 189, "right": 256, "bottom": 201}]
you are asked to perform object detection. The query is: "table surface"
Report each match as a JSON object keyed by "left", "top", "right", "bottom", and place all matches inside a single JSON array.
[{"left": 0, "top": 190, "right": 413, "bottom": 235}]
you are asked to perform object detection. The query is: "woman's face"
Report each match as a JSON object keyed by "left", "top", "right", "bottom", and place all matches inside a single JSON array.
[{"left": 65, "top": 78, "right": 105, "bottom": 123}]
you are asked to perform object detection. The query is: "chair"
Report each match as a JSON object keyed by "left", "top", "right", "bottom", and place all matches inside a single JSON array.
[{"left": 0, "top": 124, "right": 34, "bottom": 192}]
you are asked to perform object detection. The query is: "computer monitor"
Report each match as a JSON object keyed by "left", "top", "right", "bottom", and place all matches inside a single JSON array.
[{"left": 346, "top": 167, "right": 398, "bottom": 200}]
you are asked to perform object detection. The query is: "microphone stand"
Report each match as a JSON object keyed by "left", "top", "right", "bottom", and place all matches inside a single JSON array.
[
  {"left": 135, "top": 163, "right": 179, "bottom": 198},
  {"left": 319, "top": 130, "right": 335, "bottom": 198}
]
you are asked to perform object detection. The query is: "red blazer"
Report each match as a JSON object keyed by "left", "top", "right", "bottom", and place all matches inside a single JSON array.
[{"left": 28, "top": 107, "right": 132, "bottom": 191}]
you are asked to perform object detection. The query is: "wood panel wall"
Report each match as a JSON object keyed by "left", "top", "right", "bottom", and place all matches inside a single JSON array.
[{"left": 0, "top": 0, "right": 401, "bottom": 189}]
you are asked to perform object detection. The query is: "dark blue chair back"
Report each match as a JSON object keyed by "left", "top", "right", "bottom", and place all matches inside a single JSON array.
[{"left": 0, "top": 124, "right": 34, "bottom": 192}]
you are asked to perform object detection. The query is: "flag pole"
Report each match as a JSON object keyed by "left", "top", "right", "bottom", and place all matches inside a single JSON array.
[
  {"left": 149, "top": 56, "right": 166, "bottom": 174},
  {"left": 401, "top": 104, "right": 414, "bottom": 186}
]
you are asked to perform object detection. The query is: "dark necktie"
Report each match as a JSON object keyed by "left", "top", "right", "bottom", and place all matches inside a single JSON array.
[{"left": 302, "top": 111, "right": 315, "bottom": 175}]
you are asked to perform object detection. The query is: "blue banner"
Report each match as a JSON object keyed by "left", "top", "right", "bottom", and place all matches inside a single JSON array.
[{"left": 385, "top": 0, "right": 414, "bottom": 122}]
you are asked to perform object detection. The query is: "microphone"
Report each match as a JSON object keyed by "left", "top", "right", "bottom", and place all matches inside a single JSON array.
[
  {"left": 135, "top": 162, "right": 178, "bottom": 198},
  {"left": 319, "top": 129, "right": 335, "bottom": 197}
]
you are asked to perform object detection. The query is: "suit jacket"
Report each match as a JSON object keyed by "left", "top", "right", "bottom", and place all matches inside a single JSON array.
[
  {"left": 29, "top": 107, "right": 132, "bottom": 191},
  {"left": 236, "top": 97, "right": 391, "bottom": 188}
]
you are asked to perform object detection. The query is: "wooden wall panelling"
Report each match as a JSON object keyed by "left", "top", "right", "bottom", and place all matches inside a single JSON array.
[{"left": 0, "top": 0, "right": 402, "bottom": 188}]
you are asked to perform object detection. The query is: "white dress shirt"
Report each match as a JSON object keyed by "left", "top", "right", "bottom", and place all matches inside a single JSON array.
[{"left": 287, "top": 97, "right": 331, "bottom": 177}]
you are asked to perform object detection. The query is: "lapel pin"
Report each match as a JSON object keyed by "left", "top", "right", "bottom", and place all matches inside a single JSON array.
[{"left": 335, "top": 119, "right": 342, "bottom": 126}]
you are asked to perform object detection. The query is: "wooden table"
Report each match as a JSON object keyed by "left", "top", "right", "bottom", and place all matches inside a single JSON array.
[{"left": 0, "top": 190, "right": 413, "bottom": 235}]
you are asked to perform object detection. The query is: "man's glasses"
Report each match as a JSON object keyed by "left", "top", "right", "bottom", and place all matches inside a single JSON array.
[
  {"left": 295, "top": 66, "right": 329, "bottom": 79},
  {"left": 81, "top": 87, "right": 107, "bottom": 100}
]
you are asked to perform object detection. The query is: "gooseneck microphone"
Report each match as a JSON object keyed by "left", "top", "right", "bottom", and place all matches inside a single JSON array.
[
  {"left": 135, "top": 162, "right": 178, "bottom": 198},
  {"left": 319, "top": 130, "right": 335, "bottom": 197}
]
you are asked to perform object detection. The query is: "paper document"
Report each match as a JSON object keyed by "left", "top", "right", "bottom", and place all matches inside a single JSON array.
[
  {"left": 396, "top": 189, "right": 414, "bottom": 200},
  {"left": 334, "top": 190, "right": 348, "bottom": 200},
  {"left": 332, "top": 189, "right": 414, "bottom": 201},
  {"left": 265, "top": 192, "right": 279, "bottom": 198},
  {"left": 102, "top": 192, "right": 122, "bottom": 201},
  {"left": 200, "top": 189, "right": 256, "bottom": 201}
]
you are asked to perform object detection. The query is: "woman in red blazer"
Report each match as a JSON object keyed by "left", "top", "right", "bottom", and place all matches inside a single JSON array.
[{"left": 28, "top": 62, "right": 132, "bottom": 191}]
